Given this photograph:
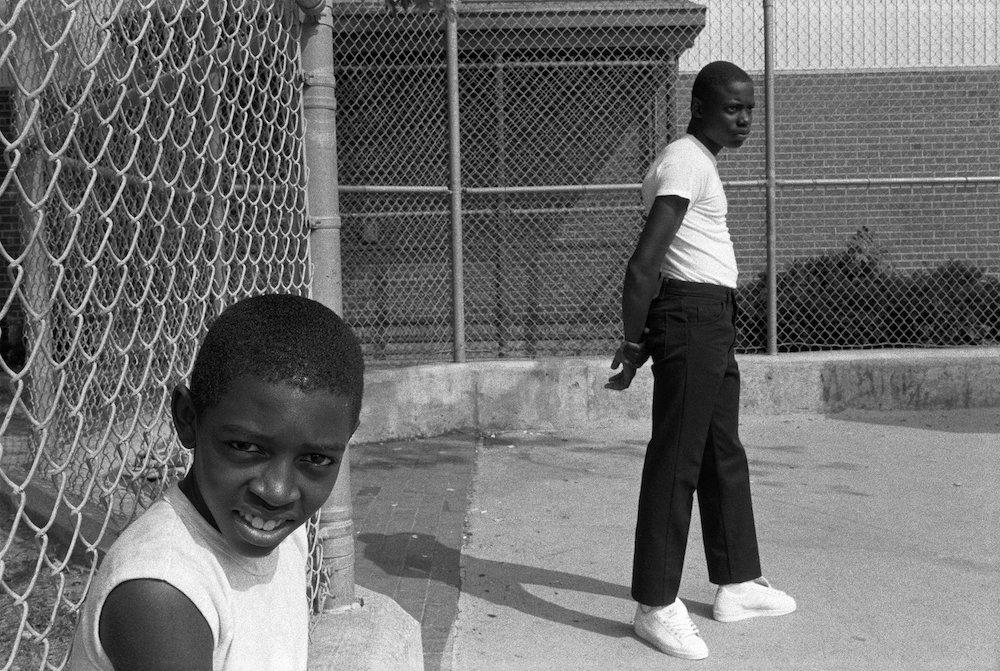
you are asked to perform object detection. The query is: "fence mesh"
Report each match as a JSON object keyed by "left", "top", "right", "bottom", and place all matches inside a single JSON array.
[
  {"left": 684, "top": 0, "right": 1000, "bottom": 351},
  {"left": 336, "top": 1, "right": 705, "bottom": 361},
  {"left": 0, "top": 0, "right": 309, "bottom": 667},
  {"left": 1, "top": 0, "right": 999, "bottom": 667},
  {"left": 337, "top": 0, "right": 1000, "bottom": 361}
]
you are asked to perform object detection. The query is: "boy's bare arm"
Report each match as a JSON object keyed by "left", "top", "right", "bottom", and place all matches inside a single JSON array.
[
  {"left": 622, "top": 195, "right": 687, "bottom": 341},
  {"left": 607, "top": 195, "right": 688, "bottom": 390},
  {"left": 99, "top": 579, "right": 214, "bottom": 671}
]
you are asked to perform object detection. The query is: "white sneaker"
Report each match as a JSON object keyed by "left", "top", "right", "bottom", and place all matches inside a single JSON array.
[
  {"left": 633, "top": 598, "right": 709, "bottom": 660},
  {"left": 713, "top": 577, "right": 797, "bottom": 622}
]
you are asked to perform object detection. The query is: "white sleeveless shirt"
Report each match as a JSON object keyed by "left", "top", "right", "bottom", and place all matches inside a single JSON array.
[{"left": 68, "top": 484, "right": 309, "bottom": 671}]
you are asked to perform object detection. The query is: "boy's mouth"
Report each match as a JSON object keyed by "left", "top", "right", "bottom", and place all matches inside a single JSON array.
[{"left": 237, "top": 510, "right": 291, "bottom": 533}]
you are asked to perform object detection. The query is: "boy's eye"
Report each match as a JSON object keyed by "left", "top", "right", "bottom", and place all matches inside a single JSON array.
[
  {"left": 229, "top": 441, "right": 263, "bottom": 454},
  {"left": 303, "top": 453, "right": 337, "bottom": 467}
]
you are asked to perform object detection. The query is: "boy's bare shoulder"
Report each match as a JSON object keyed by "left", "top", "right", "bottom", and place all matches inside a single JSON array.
[{"left": 100, "top": 579, "right": 214, "bottom": 671}]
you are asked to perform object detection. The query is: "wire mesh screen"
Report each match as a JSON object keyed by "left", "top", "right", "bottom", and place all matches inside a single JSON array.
[
  {"left": 338, "top": 0, "right": 1000, "bottom": 361},
  {"left": 678, "top": 0, "right": 999, "bottom": 351},
  {"left": 336, "top": 1, "right": 706, "bottom": 362},
  {"left": 0, "top": 1, "right": 309, "bottom": 667},
  {"left": 2, "top": 0, "right": 996, "bottom": 664},
  {"left": 333, "top": 6, "right": 453, "bottom": 361},
  {"left": 458, "top": 46, "right": 679, "bottom": 359}
]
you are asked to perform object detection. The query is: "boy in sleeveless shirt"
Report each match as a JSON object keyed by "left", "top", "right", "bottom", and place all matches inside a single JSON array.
[
  {"left": 608, "top": 61, "right": 796, "bottom": 660},
  {"left": 69, "top": 294, "right": 364, "bottom": 671}
]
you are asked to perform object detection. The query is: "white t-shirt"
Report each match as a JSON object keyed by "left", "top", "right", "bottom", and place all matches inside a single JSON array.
[
  {"left": 640, "top": 134, "right": 738, "bottom": 288},
  {"left": 68, "top": 484, "right": 309, "bottom": 671}
]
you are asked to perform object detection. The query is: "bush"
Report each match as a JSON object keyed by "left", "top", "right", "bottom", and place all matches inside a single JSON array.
[{"left": 738, "top": 229, "right": 1000, "bottom": 351}]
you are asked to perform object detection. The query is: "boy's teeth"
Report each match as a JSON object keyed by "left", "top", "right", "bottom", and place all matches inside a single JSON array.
[{"left": 241, "top": 512, "right": 280, "bottom": 532}]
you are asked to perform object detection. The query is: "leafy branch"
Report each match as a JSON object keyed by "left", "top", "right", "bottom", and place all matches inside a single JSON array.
[{"left": 384, "top": 0, "right": 457, "bottom": 20}]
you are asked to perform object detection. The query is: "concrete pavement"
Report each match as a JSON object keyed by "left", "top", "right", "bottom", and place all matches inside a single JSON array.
[
  {"left": 448, "top": 410, "right": 999, "bottom": 670},
  {"left": 350, "top": 436, "right": 477, "bottom": 671},
  {"left": 344, "top": 350, "right": 1000, "bottom": 670}
]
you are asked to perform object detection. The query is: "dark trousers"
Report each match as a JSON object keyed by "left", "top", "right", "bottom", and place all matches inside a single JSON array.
[{"left": 631, "top": 279, "right": 762, "bottom": 607}]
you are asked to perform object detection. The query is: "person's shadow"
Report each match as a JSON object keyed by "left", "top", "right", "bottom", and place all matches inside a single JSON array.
[
  {"left": 357, "top": 531, "right": 648, "bottom": 638},
  {"left": 357, "top": 532, "right": 712, "bottom": 638}
]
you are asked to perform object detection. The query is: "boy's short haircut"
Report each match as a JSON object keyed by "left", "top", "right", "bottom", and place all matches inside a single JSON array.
[
  {"left": 189, "top": 293, "right": 364, "bottom": 423},
  {"left": 691, "top": 61, "right": 753, "bottom": 105}
]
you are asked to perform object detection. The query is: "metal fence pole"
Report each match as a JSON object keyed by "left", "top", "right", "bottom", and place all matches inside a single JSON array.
[
  {"left": 447, "top": 15, "right": 466, "bottom": 363},
  {"left": 298, "top": 0, "right": 357, "bottom": 613},
  {"left": 763, "top": 0, "right": 778, "bottom": 355}
]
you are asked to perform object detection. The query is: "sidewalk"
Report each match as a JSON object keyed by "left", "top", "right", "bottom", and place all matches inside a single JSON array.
[
  {"left": 351, "top": 409, "right": 1000, "bottom": 671},
  {"left": 350, "top": 434, "right": 478, "bottom": 671}
]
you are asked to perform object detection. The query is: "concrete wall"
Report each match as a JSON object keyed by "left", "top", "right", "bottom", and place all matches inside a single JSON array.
[{"left": 354, "top": 349, "right": 1000, "bottom": 443}]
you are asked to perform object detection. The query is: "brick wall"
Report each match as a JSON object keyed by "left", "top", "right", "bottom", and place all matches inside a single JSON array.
[{"left": 676, "top": 68, "right": 1000, "bottom": 283}]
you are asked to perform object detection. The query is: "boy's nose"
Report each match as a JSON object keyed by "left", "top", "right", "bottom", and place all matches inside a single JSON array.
[{"left": 251, "top": 461, "right": 300, "bottom": 508}]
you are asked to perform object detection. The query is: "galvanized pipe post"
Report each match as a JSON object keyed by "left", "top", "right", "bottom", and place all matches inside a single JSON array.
[
  {"left": 297, "top": 0, "right": 357, "bottom": 613},
  {"left": 763, "top": 0, "right": 778, "bottom": 355},
  {"left": 446, "top": 15, "right": 466, "bottom": 363}
]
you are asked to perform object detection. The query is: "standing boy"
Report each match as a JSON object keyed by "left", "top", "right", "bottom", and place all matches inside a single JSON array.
[
  {"left": 69, "top": 293, "right": 364, "bottom": 671},
  {"left": 608, "top": 61, "right": 795, "bottom": 661}
]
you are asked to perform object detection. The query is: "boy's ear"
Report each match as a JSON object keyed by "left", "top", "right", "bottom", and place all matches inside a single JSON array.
[
  {"left": 691, "top": 95, "right": 705, "bottom": 120},
  {"left": 172, "top": 385, "right": 198, "bottom": 450}
]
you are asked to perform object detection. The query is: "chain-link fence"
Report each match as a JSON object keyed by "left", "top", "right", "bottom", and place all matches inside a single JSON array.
[
  {"left": 337, "top": 0, "right": 702, "bottom": 361},
  {"left": 686, "top": 1, "right": 1000, "bottom": 352},
  {"left": 1, "top": 0, "right": 998, "bottom": 667},
  {"left": 0, "top": 0, "right": 310, "bottom": 667},
  {"left": 337, "top": 0, "right": 1000, "bottom": 362}
]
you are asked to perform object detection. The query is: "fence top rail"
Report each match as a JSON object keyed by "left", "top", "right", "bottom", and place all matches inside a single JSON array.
[
  {"left": 330, "top": 1, "right": 706, "bottom": 31},
  {"left": 340, "top": 177, "right": 1000, "bottom": 195},
  {"left": 772, "top": 176, "right": 1000, "bottom": 187}
]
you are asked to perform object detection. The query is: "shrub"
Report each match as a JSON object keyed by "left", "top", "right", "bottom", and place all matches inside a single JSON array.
[{"left": 738, "top": 229, "right": 1000, "bottom": 351}]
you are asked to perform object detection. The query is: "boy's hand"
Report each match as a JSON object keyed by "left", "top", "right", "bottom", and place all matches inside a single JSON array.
[{"left": 605, "top": 339, "right": 649, "bottom": 390}]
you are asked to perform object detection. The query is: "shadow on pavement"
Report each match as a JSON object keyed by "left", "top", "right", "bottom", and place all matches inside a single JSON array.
[
  {"left": 826, "top": 408, "right": 1000, "bottom": 433},
  {"left": 357, "top": 531, "right": 635, "bottom": 639}
]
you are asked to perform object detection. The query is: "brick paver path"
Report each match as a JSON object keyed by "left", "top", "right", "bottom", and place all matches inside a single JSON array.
[{"left": 351, "top": 434, "right": 477, "bottom": 671}]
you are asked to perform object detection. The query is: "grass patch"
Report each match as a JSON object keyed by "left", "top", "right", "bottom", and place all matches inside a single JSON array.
[{"left": 1, "top": 512, "right": 94, "bottom": 670}]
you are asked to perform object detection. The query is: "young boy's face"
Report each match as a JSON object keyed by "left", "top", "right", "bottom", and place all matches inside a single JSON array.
[
  {"left": 691, "top": 80, "right": 755, "bottom": 155},
  {"left": 173, "top": 376, "right": 357, "bottom": 557}
]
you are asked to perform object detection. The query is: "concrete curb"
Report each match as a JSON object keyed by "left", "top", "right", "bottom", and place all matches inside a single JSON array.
[
  {"left": 354, "top": 348, "right": 1000, "bottom": 443},
  {"left": 309, "top": 587, "right": 424, "bottom": 671}
]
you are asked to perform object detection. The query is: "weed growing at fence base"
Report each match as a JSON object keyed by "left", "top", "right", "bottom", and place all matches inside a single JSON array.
[{"left": 0, "top": 515, "right": 90, "bottom": 670}]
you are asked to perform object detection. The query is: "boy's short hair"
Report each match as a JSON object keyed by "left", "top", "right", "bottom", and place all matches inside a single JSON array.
[
  {"left": 691, "top": 61, "right": 753, "bottom": 105},
  {"left": 189, "top": 294, "right": 364, "bottom": 423}
]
